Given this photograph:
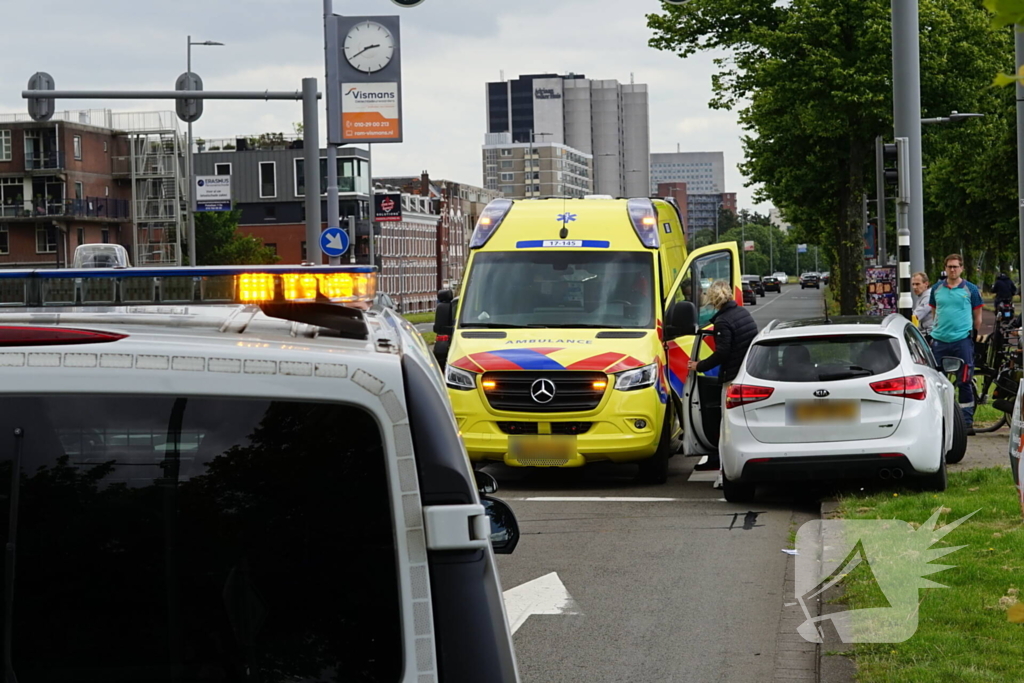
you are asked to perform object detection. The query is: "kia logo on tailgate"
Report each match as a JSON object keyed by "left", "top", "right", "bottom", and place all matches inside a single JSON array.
[
  {"left": 530, "top": 378, "right": 556, "bottom": 403},
  {"left": 813, "top": 389, "right": 830, "bottom": 398}
]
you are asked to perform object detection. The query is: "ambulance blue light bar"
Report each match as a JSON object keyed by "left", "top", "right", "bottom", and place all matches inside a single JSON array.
[
  {"left": 469, "top": 198, "right": 514, "bottom": 249},
  {"left": 627, "top": 198, "right": 661, "bottom": 249},
  {"left": 0, "top": 265, "right": 377, "bottom": 308}
]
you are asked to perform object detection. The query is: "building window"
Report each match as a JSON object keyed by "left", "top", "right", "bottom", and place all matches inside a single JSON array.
[
  {"left": 264, "top": 205, "right": 276, "bottom": 220},
  {"left": 500, "top": 173, "right": 514, "bottom": 182},
  {"left": 0, "top": 131, "right": 10, "bottom": 162},
  {"left": 0, "top": 225, "right": 7, "bottom": 254},
  {"left": 301, "top": 241, "right": 307, "bottom": 261},
  {"left": 500, "top": 160, "right": 513, "bottom": 169},
  {"left": 500, "top": 149, "right": 513, "bottom": 157},
  {"left": 36, "top": 226, "right": 57, "bottom": 253},
  {"left": 101, "top": 228, "right": 109, "bottom": 244},
  {"left": 77, "top": 227, "right": 84, "bottom": 245},
  {"left": 73, "top": 136, "right": 82, "bottom": 160},
  {"left": 75, "top": 182, "right": 84, "bottom": 200},
  {"left": 214, "top": 163, "right": 231, "bottom": 176},
  {"left": 105, "top": 186, "right": 109, "bottom": 197},
  {"left": 103, "top": 141, "right": 108, "bottom": 153},
  {"left": 259, "top": 161, "right": 276, "bottom": 198}
]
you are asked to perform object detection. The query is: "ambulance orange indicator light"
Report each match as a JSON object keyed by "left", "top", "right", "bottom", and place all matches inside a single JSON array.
[
  {"left": 641, "top": 216, "right": 657, "bottom": 226},
  {"left": 482, "top": 380, "right": 497, "bottom": 390},
  {"left": 593, "top": 380, "right": 608, "bottom": 390}
]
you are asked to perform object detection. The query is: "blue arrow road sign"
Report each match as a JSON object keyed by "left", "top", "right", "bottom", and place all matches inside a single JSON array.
[{"left": 320, "top": 227, "right": 349, "bottom": 257}]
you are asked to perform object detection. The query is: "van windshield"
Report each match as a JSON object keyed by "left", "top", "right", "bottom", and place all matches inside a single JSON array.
[
  {"left": 0, "top": 396, "right": 401, "bottom": 682},
  {"left": 459, "top": 251, "right": 655, "bottom": 329}
]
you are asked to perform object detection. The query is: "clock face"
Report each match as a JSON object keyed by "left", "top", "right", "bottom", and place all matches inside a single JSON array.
[{"left": 344, "top": 21, "right": 395, "bottom": 74}]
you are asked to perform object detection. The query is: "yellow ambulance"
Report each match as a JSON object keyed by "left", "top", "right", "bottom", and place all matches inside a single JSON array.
[{"left": 433, "top": 196, "right": 741, "bottom": 483}]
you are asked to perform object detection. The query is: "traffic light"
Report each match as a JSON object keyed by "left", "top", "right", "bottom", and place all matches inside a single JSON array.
[
  {"left": 880, "top": 138, "right": 909, "bottom": 202},
  {"left": 27, "top": 72, "right": 55, "bottom": 122},
  {"left": 175, "top": 71, "right": 203, "bottom": 123}
]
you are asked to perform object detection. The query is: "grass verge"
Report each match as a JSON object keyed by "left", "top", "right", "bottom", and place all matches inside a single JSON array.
[
  {"left": 403, "top": 311, "right": 435, "bottom": 325},
  {"left": 833, "top": 468, "right": 1023, "bottom": 683},
  {"left": 421, "top": 331, "right": 436, "bottom": 346}
]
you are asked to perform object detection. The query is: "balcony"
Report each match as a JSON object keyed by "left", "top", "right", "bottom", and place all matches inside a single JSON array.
[
  {"left": 25, "top": 151, "right": 66, "bottom": 172},
  {"left": 0, "top": 197, "right": 130, "bottom": 221}
]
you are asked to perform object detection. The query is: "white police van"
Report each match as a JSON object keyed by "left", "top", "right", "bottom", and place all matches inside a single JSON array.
[{"left": 0, "top": 265, "right": 520, "bottom": 682}]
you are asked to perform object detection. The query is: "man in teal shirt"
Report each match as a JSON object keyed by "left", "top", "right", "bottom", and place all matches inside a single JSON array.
[{"left": 929, "top": 253, "right": 983, "bottom": 431}]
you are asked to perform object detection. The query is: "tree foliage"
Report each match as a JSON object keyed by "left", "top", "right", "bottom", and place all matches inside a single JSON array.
[
  {"left": 191, "top": 209, "right": 279, "bottom": 266},
  {"left": 649, "top": 0, "right": 1015, "bottom": 311}
]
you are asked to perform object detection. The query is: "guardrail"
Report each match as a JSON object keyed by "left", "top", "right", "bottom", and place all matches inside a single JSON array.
[{"left": 0, "top": 197, "right": 130, "bottom": 220}]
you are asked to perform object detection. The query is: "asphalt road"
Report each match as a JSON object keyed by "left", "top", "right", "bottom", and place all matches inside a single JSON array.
[{"left": 493, "top": 283, "right": 827, "bottom": 683}]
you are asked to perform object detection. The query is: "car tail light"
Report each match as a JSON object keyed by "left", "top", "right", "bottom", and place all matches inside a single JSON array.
[
  {"left": 748, "top": 457, "right": 772, "bottom": 464},
  {"left": 0, "top": 326, "right": 126, "bottom": 347},
  {"left": 879, "top": 453, "right": 905, "bottom": 458},
  {"left": 726, "top": 384, "right": 774, "bottom": 409},
  {"left": 870, "top": 375, "right": 927, "bottom": 400}
]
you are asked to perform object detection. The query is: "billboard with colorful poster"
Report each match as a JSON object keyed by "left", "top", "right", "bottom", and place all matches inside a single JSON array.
[
  {"left": 743, "top": 240, "right": 755, "bottom": 252},
  {"left": 342, "top": 83, "right": 401, "bottom": 140},
  {"left": 866, "top": 266, "right": 897, "bottom": 316}
]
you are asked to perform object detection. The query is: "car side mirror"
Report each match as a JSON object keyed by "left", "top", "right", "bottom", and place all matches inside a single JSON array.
[
  {"left": 941, "top": 356, "right": 964, "bottom": 374},
  {"left": 475, "top": 470, "right": 498, "bottom": 495},
  {"left": 482, "top": 496, "right": 519, "bottom": 554},
  {"left": 664, "top": 301, "right": 698, "bottom": 340}
]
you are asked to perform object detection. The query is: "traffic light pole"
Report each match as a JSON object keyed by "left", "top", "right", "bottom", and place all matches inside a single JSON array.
[
  {"left": 894, "top": 137, "right": 913, "bottom": 320},
  {"left": 891, "top": 0, "right": 926, "bottom": 274}
]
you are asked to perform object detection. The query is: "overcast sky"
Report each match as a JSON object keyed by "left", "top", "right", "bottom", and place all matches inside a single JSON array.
[{"left": 1, "top": 0, "right": 767, "bottom": 211}]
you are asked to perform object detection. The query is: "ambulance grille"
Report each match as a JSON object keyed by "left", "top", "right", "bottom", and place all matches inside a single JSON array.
[{"left": 483, "top": 371, "right": 606, "bottom": 413}]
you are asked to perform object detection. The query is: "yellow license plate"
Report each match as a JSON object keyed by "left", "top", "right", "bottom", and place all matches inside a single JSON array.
[
  {"left": 509, "top": 436, "right": 575, "bottom": 463},
  {"left": 789, "top": 400, "right": 859, "bottom": 423}
]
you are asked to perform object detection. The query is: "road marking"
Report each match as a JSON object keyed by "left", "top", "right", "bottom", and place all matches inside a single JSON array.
[
  {"left": 503, "top": 572, "right": 581, "bottom": 635},
  {"left": 687, "top": 470, "right": 720, "bottom": 483},
  {"left": 510, "top": 496, "right": 691, "bottom": 502}
]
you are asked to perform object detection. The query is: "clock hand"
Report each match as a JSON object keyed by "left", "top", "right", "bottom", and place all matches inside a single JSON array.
[{"left": 350, "top": 43, "right": 381, "bottom": 59}]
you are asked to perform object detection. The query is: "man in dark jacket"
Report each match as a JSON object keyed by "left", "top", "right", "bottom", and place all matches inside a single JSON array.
[
  {"left": 687, "top": 280, "right": 758, "bottom": 470},
  {"left": 992, "top": 273, "right": 1016, "bottom": 304}
]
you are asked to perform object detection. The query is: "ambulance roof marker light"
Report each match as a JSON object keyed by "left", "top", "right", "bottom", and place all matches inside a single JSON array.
[
  {"left": 627, "top": 198, "right": 661, "bottom": 249},
  {"left": 469, "top": 198, "right": 514, "bottom": 249}
]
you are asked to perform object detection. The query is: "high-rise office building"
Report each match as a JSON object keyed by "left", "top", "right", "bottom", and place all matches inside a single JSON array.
[
  {"left": 484, "top": 73, "right": 649, "bottom": 197},
  {"left": 650, "top": 151, "right": 725, "bottom": 195}
]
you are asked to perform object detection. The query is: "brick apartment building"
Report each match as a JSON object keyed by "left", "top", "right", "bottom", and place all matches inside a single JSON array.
[{"left": 0, "top": 110, "right": 186, "bottom": 268}]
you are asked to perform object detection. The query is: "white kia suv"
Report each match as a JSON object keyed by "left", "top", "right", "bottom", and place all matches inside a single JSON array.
[{"left": 680, "top": 314, "right": 968, "bottom": 502}]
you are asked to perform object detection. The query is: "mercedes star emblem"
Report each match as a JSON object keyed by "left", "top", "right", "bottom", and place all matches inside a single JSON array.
[{"left": 530, "top": 378, "right": 556, "bottom": 404}]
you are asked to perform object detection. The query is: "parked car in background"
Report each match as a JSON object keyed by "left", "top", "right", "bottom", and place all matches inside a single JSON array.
[
  {"left": 821, "top": 272, "right": 830, "bottom": 286},
  {"left": 762, "top": 275, "right": 782, "bottom": 293},
  {"left": 800, "top": 272, "right": 820, "bottom": 289},
  {"left": 772, "top": 271, "right": 788, "bottom": 283},
  {"left": 741, "top": 279, "right": 758, "bottom": 305},
  {"left": 742, "top": 275, "right": 765, "bottom": 297}
]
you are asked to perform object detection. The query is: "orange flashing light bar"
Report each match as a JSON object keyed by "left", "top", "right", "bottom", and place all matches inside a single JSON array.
[{"left": 0, "top": 266, "right": 377, "bottom": 308}]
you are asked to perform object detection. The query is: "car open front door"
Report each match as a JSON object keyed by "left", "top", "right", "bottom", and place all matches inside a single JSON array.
[{"left": 662, "top": 242, "right": 741, "bottom": 456}]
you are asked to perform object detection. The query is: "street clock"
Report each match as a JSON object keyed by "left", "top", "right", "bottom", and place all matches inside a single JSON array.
[{"left": 344, "top": 20, "right": 395, "bottom": 73}]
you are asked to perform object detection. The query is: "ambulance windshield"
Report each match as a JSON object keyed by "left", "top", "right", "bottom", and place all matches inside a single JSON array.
[{"left": 460, "top": 251, "right": 655, "bottom": 329}]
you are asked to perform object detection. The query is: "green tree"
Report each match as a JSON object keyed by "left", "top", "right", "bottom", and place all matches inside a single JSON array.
[
  {"left": 191, "top": 209, "right": 279, "bottom": 266},
  {"left": 649, "top": 0, "right": 1012, "bottom": 313}
]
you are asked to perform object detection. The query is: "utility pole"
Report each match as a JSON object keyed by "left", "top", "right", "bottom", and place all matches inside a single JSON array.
[
  {"left": 874, "top": 136, "right": 888, "bottom": 265},
  {"left": 302, "top": 77, "right": 320, "bottom": 263},
  {"left": 769, "top": 227, "right": 774, "bottom": 273},
  {"left": 891, "top": 0, "right": 926, "bottom": 273}
]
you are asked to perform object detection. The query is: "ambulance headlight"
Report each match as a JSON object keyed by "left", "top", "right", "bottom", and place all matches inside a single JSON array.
[
  {"left": 614, "top": 363, "right": 658, "bottom": 391},
  {"left": 446, "top": 364, "right": 477, "bottom": 391}
]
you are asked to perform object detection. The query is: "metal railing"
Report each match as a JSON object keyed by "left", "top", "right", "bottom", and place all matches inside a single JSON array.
[
  {"left": 111, "top": 155, "right": 180, "bottom": 177},
  {"left": 136, "top": 243, "right": 179, "bottom": 266},
  {"left": 134, "top": 199, "right": 179, "bottom": 221},
  {"left": 0, "top": 197, "right": 129, "bottom": 220},
  {"left": 25, "top": 151, "right": 65, "bottom": 171}
]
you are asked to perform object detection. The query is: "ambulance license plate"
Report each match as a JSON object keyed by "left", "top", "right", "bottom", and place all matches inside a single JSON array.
[
  {"left": 509, "top": 435, "right": 575, "bottom": 464},
  {"left": 788, "top": 400, "right": 859, "bottom": 424}
]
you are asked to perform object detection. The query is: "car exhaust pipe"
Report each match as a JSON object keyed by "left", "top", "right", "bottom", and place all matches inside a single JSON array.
[
  {"left": 879, "top": 468, "right": 891, "bottom": 480},
  {"left": 891, "top": 468, "right": 904, "bottom": 480}
]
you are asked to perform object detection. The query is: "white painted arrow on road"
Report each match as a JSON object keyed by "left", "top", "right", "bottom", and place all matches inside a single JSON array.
[{"left": 503, "top": 572, "right": 581, "bottom": 634}]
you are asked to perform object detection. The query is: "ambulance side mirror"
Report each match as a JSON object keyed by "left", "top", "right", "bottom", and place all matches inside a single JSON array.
[
  {"left": 665, "top": 301, "right": 698, "bottom": 340},
  {"left": 433, "top": 290, "right": 456, "bottom": 336}
]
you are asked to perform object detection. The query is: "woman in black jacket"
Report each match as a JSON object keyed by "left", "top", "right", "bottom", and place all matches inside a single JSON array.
[{"left": 687, "top": 280, "right": 758, "bottom": 470}]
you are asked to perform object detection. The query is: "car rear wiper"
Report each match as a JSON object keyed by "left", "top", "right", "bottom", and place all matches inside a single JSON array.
[{"left": 818, "top": 366, "right": 873, "bottom": 381}]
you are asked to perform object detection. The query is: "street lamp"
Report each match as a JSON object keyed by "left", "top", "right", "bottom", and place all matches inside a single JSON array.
[
  {"left": 185, "top": 37, "right": 224, "bottom": 267},
  {"left": 920, "top": 110, "right": 985, "bottom": 125}
]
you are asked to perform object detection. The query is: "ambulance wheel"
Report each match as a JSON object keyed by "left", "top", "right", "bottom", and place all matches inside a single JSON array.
[{"left": 638, "top": 409, "right": 672, "bottom": 485}]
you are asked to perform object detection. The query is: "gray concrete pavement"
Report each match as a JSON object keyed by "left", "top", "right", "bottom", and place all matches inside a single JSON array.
[{"left": 494, "top": 284, "right": 829, "bottom": 682}]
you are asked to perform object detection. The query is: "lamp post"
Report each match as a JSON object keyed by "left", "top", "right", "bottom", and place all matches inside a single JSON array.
[{"left": 186, "top": 37, "right": 224, "bottom": 266}]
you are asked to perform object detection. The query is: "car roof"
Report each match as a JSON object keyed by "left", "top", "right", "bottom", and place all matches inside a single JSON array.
[{"left": 760, "top": 315, "right": 904, "bottom": 339}]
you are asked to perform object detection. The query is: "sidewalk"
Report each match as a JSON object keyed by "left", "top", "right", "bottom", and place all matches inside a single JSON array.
[{"left": 952, "top": 428, "right": 1011, "bottom": 472}]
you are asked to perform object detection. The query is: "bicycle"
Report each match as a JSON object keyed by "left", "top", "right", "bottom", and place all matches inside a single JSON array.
[{"left": 972, "top": 313, "right": 1021, "bottom": 432}]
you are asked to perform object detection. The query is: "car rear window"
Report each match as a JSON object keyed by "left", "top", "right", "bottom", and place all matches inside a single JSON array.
[
  {"left": 0, "top": 396, "right": 401, "bottom": 682},
  {"left": 745, "top": 334, "right": 902, "bottom": 382}
]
